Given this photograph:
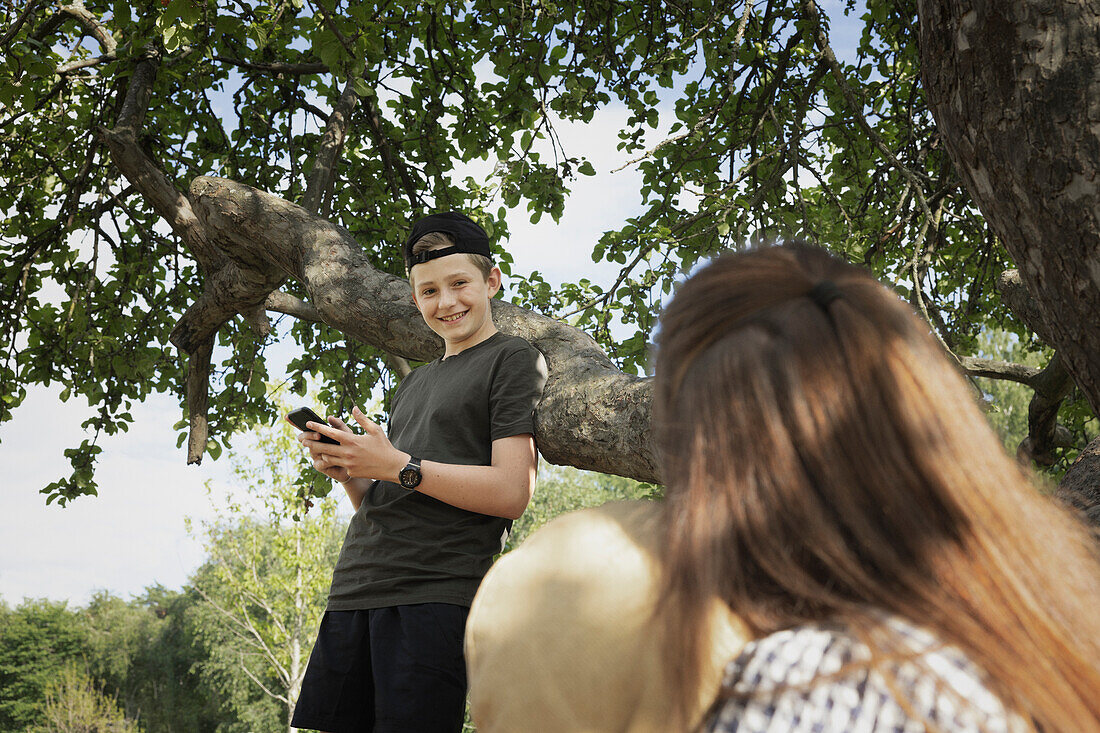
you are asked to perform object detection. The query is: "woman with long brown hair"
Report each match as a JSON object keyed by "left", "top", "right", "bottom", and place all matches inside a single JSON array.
[{"left": 654, "top": 244, "right": 1100, "bottom": 732}]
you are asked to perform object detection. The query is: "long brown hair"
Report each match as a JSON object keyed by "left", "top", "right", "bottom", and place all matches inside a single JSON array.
[{"left": 654, "top": 244, "right": 1100, "bottom": 731}]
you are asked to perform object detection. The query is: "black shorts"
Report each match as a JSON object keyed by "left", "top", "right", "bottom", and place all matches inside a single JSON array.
[{"left": 291, "top": 603, "right": 469, "bottom": 733}]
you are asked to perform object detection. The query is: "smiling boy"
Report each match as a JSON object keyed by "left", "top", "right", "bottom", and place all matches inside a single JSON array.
[{"left": 289, "top": 212, "right": 548, "bottom": 733}]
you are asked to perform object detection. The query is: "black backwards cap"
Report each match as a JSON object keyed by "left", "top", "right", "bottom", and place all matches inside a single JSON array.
[{"left": 404, "top": 212, "right": 492, "bottom": 270}]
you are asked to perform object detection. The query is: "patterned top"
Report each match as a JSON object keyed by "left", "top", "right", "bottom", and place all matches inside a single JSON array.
[{"left": 706, "top": 614, "right": 1027, "bottom": 733}]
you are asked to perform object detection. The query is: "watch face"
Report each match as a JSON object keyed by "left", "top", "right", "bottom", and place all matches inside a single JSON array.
[{"left": 399, "top": 466, "right": 422, "bottom": 489}]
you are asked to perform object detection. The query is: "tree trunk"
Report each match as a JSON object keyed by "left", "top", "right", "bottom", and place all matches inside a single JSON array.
[
  {"left": 290, "top": 528, "right": 303, "bottom": 733},
  {"left": 1056, "top": 435, "right": 1100, "bottom": 537},
  {"left": 288, "top": 635, "right": 300, "bottom": 733},
  {"left": 917, "top": 1, "right": 1100, "bottom": 410},
  {"left": 916, "top": 1, "right": 1100, "bottom": 520}
]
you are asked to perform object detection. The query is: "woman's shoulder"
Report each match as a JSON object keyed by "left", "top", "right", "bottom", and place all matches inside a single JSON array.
[{"left": 706, "top": 614, "right": 1026, "bottom": 733}]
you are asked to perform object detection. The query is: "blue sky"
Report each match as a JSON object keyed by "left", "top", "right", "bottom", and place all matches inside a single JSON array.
[{"left": 1, "top": 1, "right": 864, "bottom": 607}]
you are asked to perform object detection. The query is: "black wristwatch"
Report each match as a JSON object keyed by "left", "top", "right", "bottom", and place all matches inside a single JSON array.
[{"left": 398, "top": 456, "right": 423, "bottom": 490}]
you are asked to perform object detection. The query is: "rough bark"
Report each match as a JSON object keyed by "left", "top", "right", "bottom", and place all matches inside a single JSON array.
[
  {"left": 918, "top": 2, "right": 1100, "bottom": 410},
  {"left": 1016, "top": 352, "right": 1075, "bottom": 467},
  {"left": 916, "top": 1, "right": 1100, "bottom": 518},
  {"left": 958, "top": 356, "right": 1040, "bottom": 385},
  {"left": 101, "top": 50, "right": 287, "bottom": 461},
  {"left": 188, "top": 176, "right": 659, "bottom": 484},
  {"left": 301, "top": 79, "right": 359, "bottom": 217},
  {"left": 996, "top": 269, "right": 1055, "bottom": 346},
  {"left": 1056, "top": 436, "right": 1100, "bottom": 537},
  {"left": 186, "top": 338, "right": 213, "bottom": 465}
]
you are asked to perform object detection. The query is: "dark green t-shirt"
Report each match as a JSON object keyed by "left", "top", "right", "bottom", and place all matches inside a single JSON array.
[{"left": 326, "top": 332, "right": 548, "bottom": 610}]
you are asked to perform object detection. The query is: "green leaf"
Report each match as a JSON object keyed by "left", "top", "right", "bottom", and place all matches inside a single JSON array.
[
  {"left": 352, "top": 77, "right": 374, "bottom": 97},
  {"left": 162, "top": 25, "right": 181, "bottom": 52}
]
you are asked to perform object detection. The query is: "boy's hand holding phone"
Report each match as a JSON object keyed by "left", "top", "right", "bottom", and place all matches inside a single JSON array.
[
  {"left": 286, "top": 406, "right": 341, "bottom": 444},
  {"left": 287, "top": 407, "right": 354, "bottom": 482},
  {"left": 291, "top": 405, "right": 408, "bottom": 484}
]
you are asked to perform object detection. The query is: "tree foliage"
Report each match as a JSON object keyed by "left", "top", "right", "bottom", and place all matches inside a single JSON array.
[
  {"left": 1, "top": 0, "right": 1093, "bottom": 501},
  {"left": 40, "top": 664, "right": 143, "bottom": 733},
  {"left": 0, "top": 590, "right": 223, "bottom": 732},
  {"left": 80, "top": 587, "right": 220, "bottom": 732},
  {"left": 507, "top": 462, "right": 653, "bottom": 551},
  {"left": 0, "top": 599, "right": 90, "bottom": 730}
]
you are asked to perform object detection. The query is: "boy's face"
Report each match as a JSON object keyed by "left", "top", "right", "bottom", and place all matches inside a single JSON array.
[{"left": 410, "top": 254, "right": 501, "bottom": 356}]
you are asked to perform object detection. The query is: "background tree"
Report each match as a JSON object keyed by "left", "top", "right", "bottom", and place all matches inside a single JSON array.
[
  {"left": 40, "top": 664, "right": 143, "bottom": 733},
  {"left": 0, "top": 599, "right": 89, "bottom": 731},
  {"left": 186, "top": 393, "right": 344, "bottom": 733},
  {"left": 80, "top": 587, "right": 220, "bottom": 732},
  {"left": 2, "top": 0, "right": 1098, "bottom": 518},
  {"left": 0, "top": 590, "right": 222, "bottom": 732},
  {"left": 507, "top": 463, "right": 653, "bottom": 551}
]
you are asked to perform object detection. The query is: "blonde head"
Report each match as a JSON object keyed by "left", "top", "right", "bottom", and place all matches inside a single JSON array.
[{"left": 408, "top": 231, "right": 493, "bottom": 283}]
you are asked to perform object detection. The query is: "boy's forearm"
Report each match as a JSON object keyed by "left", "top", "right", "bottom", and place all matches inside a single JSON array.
[
  {"left": 340, "top": 476, "right": 373, "bottom": 511},
  {"left": 313, "top": 418, "right": 538, "bottom": 518},
  {"left": 412, "top": 461, "right": 534, "bottom": 520},
  {"left": 380, "top": 435, "right": 537, "bottom": 520}
]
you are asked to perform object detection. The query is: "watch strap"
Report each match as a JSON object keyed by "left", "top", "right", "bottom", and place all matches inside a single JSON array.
[{"left": 399, "top": 456, "right": 423, "bottom": 490}]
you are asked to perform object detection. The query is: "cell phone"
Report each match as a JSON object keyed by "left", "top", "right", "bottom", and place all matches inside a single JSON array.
[{"left": 286, "top": 406, "right": 340, "bottom": 445}]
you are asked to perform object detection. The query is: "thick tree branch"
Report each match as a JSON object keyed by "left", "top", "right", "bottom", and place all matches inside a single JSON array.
[
  {"left": 113, "top": 46, "right": 157, "bottom": 131},
  {"left": 958, "top": 356, "right": 1040, "bottom": 385},
  {"left": 986, "top": 270, "right": 1074, "bottom": 465},
  {"left": 32, "top": 6, "right": 119, "bottom": 80},
  {"left": 960, "top": 347, "right": 1074, "bottom": 467},
  {"left": 961, "top": 350, "right": 1073, "bottom": 467},
  {"left": 241, "top": 302, "right": 272, "bottom": 337},
  {"left": 1017, "top": 353, "right": 1075, "bottom": 466},
  {"left": 186, "top": 339, "right": 213, "bottom": 465},
  {"left": 102, "top": 51, "right": 287, "bottom": 463},
  {"left": 189, "top": 176, "right": 658, "bottom": 482},
  {"left": 297, "top": 77, "right": 416, "bottom": 380},
  {"left": 265, "top": 291, "right": 324, "bottom": 322},
  {"left": 168, "top": 260, "right": 286, "bottom": 354},
  {"left": 1055, "top": 436, "right": 1100, "bottom": 534},
  {"left": 99, "top": 51, "right": 206, "bottom": 255},
  {"left": 917, "top": 1, "right": 1100, "bottom": 420},
  {"left": 302, "top": 79, "right": 359, "bottom": 216},
  {"left": 212, "top": 56, "right": 328, "bottom": 76},
  {"left": 383, "top": 352, "right": 413, "bottom": 380},
  {"left": 266, "top": 290, "right": 414, "bottom": 380},
  {"left": 57, "top": 4, "right": 116, "bottom": 55},
  {"left": 996, "top": 269, "right": 1055, "bottom": 345}
]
